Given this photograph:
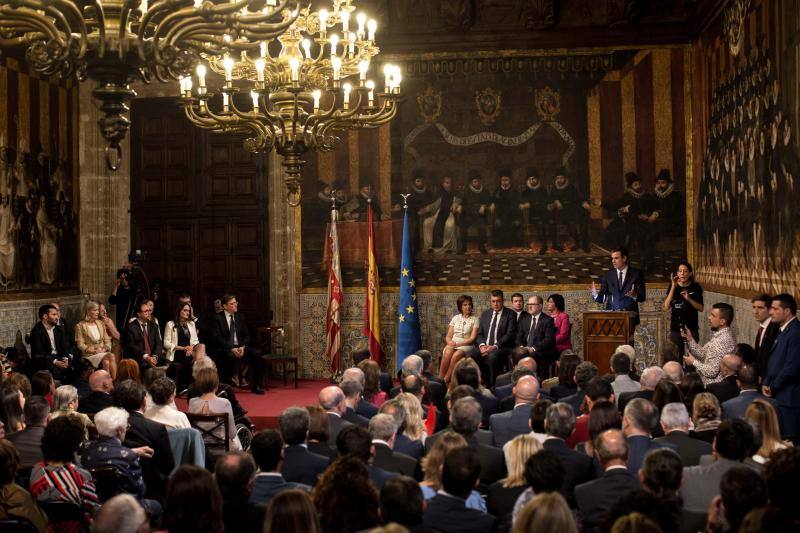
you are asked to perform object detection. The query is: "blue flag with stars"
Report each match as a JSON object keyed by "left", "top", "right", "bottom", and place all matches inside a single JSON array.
[{"left": 397, "top": 207, "right": 421, "bottom": 373}]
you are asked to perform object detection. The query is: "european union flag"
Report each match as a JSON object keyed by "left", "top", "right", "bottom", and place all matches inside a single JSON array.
[{"left": 397, "top": 207, "right": 421, "bottom": 373}]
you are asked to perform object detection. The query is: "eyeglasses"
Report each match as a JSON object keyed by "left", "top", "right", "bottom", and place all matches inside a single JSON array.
[{"left": 527, "top": 303, "right": 541, "bottom": 306}]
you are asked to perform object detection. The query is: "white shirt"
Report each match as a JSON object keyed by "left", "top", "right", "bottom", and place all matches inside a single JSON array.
[
  {"left": 145, "top": 404, "right": 190, "bottom": 430},
  {"left": 617, "top": 267, "right": 628, "bottom": 284},
  {"left": 225, "top": 311, "right": 238, "bottom": 344},
  {"left": 487, "top": 310, "right": 499, "bottom": 345},
  {"left": 760, "top": 317, "right": 772, "bottom": 329},
  {"left": 780, "top": 316, "right": 796, "bottom": 332},
  {"left": 43, "top": 322, "right": 57, "bottom": 354}
]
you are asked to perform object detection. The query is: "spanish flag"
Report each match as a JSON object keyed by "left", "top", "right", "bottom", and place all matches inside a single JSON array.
[{"left": 364, "top": 202, "right": 384, "bottom": 363}]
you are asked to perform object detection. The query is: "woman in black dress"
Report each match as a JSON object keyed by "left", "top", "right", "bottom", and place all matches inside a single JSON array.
[{"left": 662, "top": 261, "right": 704, "bottom": 357}]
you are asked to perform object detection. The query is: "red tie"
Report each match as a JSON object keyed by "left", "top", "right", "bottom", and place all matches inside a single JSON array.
[
  {"left": 755, "top": 326, "right": 765, "bottom": 350},
  {"left": 142, "top": 323, "right": 152, "bottom": 356}
]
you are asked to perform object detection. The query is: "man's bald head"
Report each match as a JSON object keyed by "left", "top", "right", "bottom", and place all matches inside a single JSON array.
[
  {"left": 513, "top": 375, "right": 540, "bottom": 404},
  {"left": 89, "top": 370, "right": 113, "bottom": 393},
  {"left": 319, "top": 386, "right": 346, "bottom": 414},
  {"left": 640, "top": 367, "right": 665, "bottom": 390},
  {"left": 517, "top": 357, "right": 537, "bottom": 374},
  {"left": 721, "top": 354, "right": 742, "bottom": 377},
  {"left": 595, "top": 428, "right": 629, "bottom": 467},
  {"left": 662, "top": 361, "right": 683, "bottom": 384}
]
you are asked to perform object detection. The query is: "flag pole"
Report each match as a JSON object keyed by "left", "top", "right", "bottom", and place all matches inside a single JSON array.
[{"left": 326, "top": 189, "right": 344, "bottom": 383}]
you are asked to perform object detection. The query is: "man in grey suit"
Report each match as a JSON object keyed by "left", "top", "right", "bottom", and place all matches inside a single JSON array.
[
  {"left": 623, "top": 398, "right": 675, "bottom": 472},
  {"left": 722, "top": 364, "right": 773, "bottom": 419},
  {"left": 319, "top": 385, "right": 353, "bottom": 445},
  {"left": 680, "top": 419, "right": 758, "bottom": 512},
  {"left": 654, "top": 402, "right": 711, "bottom": 466},
  {"left": 490, "top": 375, "right": 540, "bottom": 447}
]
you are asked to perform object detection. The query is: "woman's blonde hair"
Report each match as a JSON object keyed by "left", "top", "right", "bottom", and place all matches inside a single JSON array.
[
  {"left": 421, "top": 432, "right": 468, "bottom": 488},
  {"left": 610, "top": 512, "right": 661, "bottom": 533},
  {"left": 503, "top": 434, "right": 542, "bottom": 488},
  {"left": 395, "top": 392, "right": 427, "bottom": 441},
  {"left": 692, "top": 392, "right": 721, "bottom": 425},
  {"left": 83, "top": 300, "right": 100, "bottom": 321},
  {"left": 513, "top": 492, "right": 577, "bottom": 533},
  {"left": 746, "top": 399, "right": 784, "bottom": 458}
]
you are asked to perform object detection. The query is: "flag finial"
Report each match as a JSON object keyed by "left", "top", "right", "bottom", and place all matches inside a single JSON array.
[{"left": 400, "top": 193, "right": 411, "bottom": 210}]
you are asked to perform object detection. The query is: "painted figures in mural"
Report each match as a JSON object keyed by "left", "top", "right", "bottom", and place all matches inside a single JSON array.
[
  {"left": 697, "top": 43, "right": 800, "bottom": 274},
  {"left": 0, "top": 140, "right": 76, "bottom": 289}
]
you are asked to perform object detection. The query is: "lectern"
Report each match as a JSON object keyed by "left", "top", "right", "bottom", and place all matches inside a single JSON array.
[{"left": 582, "top": 311, "right": 633, "bottom": 374}]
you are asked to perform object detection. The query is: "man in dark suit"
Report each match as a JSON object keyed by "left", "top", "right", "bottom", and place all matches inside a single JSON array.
[
  {"left": 319, "top": 385, "right": 353, "bottom": 445},
  {"left": 752, "top": 294, "right": 779, "bottom": 382},
  {"left": 515, "top": 295, "right": 557, "bottom": 377},
  {"left": 210, "top": 294, "right": 265, "bottom": 394},
  {"left": 639, "top": 448, "right": 708, "bottom": 533},
  {"left": 336, "top": 425, "right": 398, "bottom": 489},
  {"left": 493, "top": 348, "right": 533, "bottom": 389},
  {"left": 617, "top": 366, "right": 663, "bottom": 414},
  {"left": 654, "top": 402, "right": 711, "bottom": 466},
  {"left": 114, "top": 379, "right": 175, "bottom": 499},
  {"left": 380, "top": 476, "right": 435, "bottom": 533},
  {"left": 543, "top": 402, "right": 595, "bottom": 507},
  {"left": 474, "top": 289, "right": 517, "bottom": 385},
  {"left": 78, "top": 369, "right": 115, "bottom": 416},
  {"left": 722, "top": 364, "right": 773, "bottom": 419},
  {"left": 423, "top": 447, "right": 495, "bottom": 532},
  {"left": 590, "top": 246, "right": 647, "bottom": 331},
  {"left": 559, "top": 361, "right": 598, "bottom": 416},
  {"left": 369, "top": 413, "right": 418, "bottom": 478},
  {"left": 708, "top": 354, "right": 743, "bottom": 405},
  {"left": 490, "top": 375, "right": 539, "bottom": 447},
  {"left": 623, "top": 398, "right": 675, "bottom": 472},
  {"left": 424, "top": 386, "right": 495, "bottom": 453},
  {"left": 341, "top": 366, "right": 379, "bottom": 419},
  {"left": 380, "top": 399, "right": 424, "bottom": 460},
  {"left": 124, "top": 301, "right": 165, "bottom": 373},
  {"left": 763, "top": 293, "right": 800, "bottom": 441},
  {"left": 30, "top": 304, "right": 75, "bottom": 382},
  {"left": 6, "top": 396, "right": 49, "bottom": 466},
  {"left": 215, "top": 452, "right": 266, "bottom": 533},
  {"left": 496, "top": 361, "right": 536, "bottom": 408},
  {"left": 250, "top": 429, "right": 310, "bottom": 505},
  {"left": 279, "top": 406, "right": 329, "bottom": 486},
  {"left": 340, "top": 378, "right": 370, "bottom": 427},
  {"left": 509, "top": 292, "right": 527, "bottom": 323},
  {"left": 454, "top": 364, "right": 498, "bottom": 429},
  {"left": 398, "top": 374, "right": 446, "bottom": 434},
  {"left": 575, "top": 429, "right": 640, "bottom": 530}
]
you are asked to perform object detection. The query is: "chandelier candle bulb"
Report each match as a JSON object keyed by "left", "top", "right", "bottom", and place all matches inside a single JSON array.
[
  {"left": 366, "top": 80, "right": 375, "bottom": 106},
  {"left": 330, "top": 34, "right": 339, "bottom": 56},
  {"left": 290, "top": 58, "right": 300, "bottom": 83},
  {"left": 359, "top": 60, "right": 369, "bottom": 82},
  {"left": 260, "top": 41, "right": 267, "bottom": 58},
  {"left": 255, "top": 58, "right": 265, "bottom": 82},
  {"left": 196, "top": 64, "right": 207, "bottom": 91},
  {"left": 332, "top": 56, "right": 342, "bottom": 81},
  {"left": 302, "top": 39, "right": 312, "bottom": 59},
  {"left": 223, "top": 55, "right": 234, "bottom": 83},
  {"left": 357, "top": 12, "right": 367, "bottom": 37},
  {"left": 348, "top": 33, "right": 356, "bottom": 56},
  {"left": 266, "top": 0, "right": 277, "bottom": 6},
  {"left": 313, "top": 90, "right": 321, "bottom": 112},
  {"left": 341, "top": 10, "right": 350, "bottom": 32},
  {"left": 367, "top": 19, "right": 377, "bottom": 41},
  {"left": 319, "top": 9, "right": 329, "bottom": 33},
  {"left": 251, "top": 91, "right": 259, "bottom": 112},
  {"left": 343, "top": 83, "right": 351, "bottom": 109},
  {"left": 223, "top": 92, "right": 229, "bottom": 111}
]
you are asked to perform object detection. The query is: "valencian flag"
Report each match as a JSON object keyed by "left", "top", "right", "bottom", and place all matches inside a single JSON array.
[
  {"left": 364, "top": 202, "right": 384, "bottom": 362},
  {"left": 324, "top": 204, "right": 343, "bottom": 373},
  {"left": 396, "top": 205, "right": 421, "bottom": 373}
]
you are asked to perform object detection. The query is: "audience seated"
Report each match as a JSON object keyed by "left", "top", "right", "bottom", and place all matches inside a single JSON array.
[
  {"left": 116, "top": 359, "right": 142, "bottom": 385},
  {"left": 637, "top": 447, "right": 705, "bottom": 533},
  {"left": 582, "top": 400, "right": 622, "bottom": 457},
  {"left": 558, "top": 361, "right": 598, "bottom": 415},
  {"left": 495, "top": 359, "right": 536, "bottom": 406},
  {"left": 336, "top": 424, "right": 398, "bottom": 489},
  {"left": 82, "top": 407, "right": 161, "bottom": 519},
  {"left": 145, "top": 377, "right": 189, "bottom": 429},
  {"left": 494, "top": 348, "right": 532, "bottom": 389},
  {"left": 542, "top": 402, "right": 594, "bottom": 508},
  {"left": 185, "top": 356, "right": 247, "bottom": 421},
  {"left": 510, "top": 449, "right": 565, "bottom": 524},
  {"left": 29, "top": 416, "right": 100, "bottom": 522},
  {"left": 513, "top": 492, "right": 576, "bottom": 533},
  {"left": 548, "top": 352, "right": 581, "bottom": 400},
  {"left": 0, "top": 439, "right": 48, "bottom": 533},
  {"left": 264, "top": 489, "right": 321, "bottom": 533},
  {"left": 250, "top": 429, "right": 309, "bottom": 506},
  {"left": 369, "top": 413, "right": 418, "bottom": 478},
  {"left": 78, "top": 370, "right": 115, "bottom": 416},
  {"left": 161, "top": 465, "right": 224, "bottom": 533},
  {"left": 622, "top": 398, "right": 675, "bottom": 473},
  {"left": 51, "top": 384, "right": 94, "bottom": 438},
  {"left": 380, "top": 398, "right": 424, "bottom": 460},
  {"left": 678, "top": 372, "right": 706, "bottom": 414},
  {"left": 6, "top": 395, "right": 49, "bottom": 466},
  {"left": 662, "top": 361, "right": 684, "bottom": 385},
  {"left": 707, "top": 353, "right": 743, "bottom": 405},
  {"left": 187, "top": 368, "right": 241, "bottom": 453},
  {"left": 419, "top": 431, "right": 486, "bottom": 511},
  {"left": 279, "top": 406, "right": 329, "bottom": 486},
  {"left": 1, "top": 383, "right": 25, "bottom": 435},
  {"left": 690, "top": 392, "right": 722, "bottom": 443},
  {"left": 124, "top": 301, "right": 165, "bottom": 374},
  {"left": 395, "top": 393, "right": 430, "bottom": 449},
  {"left": 705, "top": 466, "right": 767, "bottom": 533},
  {"left": 339, "top": 378, "right": 370, "bottom": 427},
  {"left": 91, "top": 494, "right": 149, "bottom": 533},
  {"left": 319, "top": 385, "right": 354, "bottom": 445},
  {"left": 721, "top": 363, "right": 770, "bottom": 419},
  {"left": 341, "top": 366, "right": 379, "bottom": 419},
  {"left": 422, "top": 447, "right": 496, "bottom": 533},
  {"left": 454, "top": 362, "right": 499, "bottom": 429},
  {"left": 379, "top": 475, "right": 431, "bottom": 532},
  {"left": 576, "top": 428, "right": 640, "bottom": 531},
  {"left": 618, "top": 366, "right": 664, "bottom": 414},
  {"left": 745, "top": 398, "right": 788, "bottom": 463},
  {"left": 610, "top": 352, "right": 640, "bottom": 401},
  {"left": 528, "top": 398, "right": 552, "bottom": 443},
  {"left": 305, "top": 404, "right": 337, "bottom": 460},
  {"left": 312, "top": 454, "right": 380, "bottom": 532},
  {"left": 487, "top": 434, "right": 542, "bottom": 533},
  {"left": 75, "top": 301, "right": 117, "bottom": 380},
  {"left": 29, "top": 304, "right": 76, "bottom": 384},
  {"left": 762, "top": 447, "right": 800, "bottom": 524},
  {"left": 654, "top": 402, "right": 711, "bottom": 466},
  {"left": 566, "top": 376, "right": 615, "bottom": 448},
  {"left": 490, "top": 375, "right": 540, "bottom": 447},
  {"left": 680, "top": 418, "right": 757, "bottom": 512},
  {"left": 356, "top": 357, "right": 389, "bottom": 408},
  {"left": 651, "top": 379, "right": 683, "bottom": 417}
]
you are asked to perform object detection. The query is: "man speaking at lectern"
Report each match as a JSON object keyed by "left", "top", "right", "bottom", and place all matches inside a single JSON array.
[{"left": 590, "top": 246, "right": 647, "bottom": 330}]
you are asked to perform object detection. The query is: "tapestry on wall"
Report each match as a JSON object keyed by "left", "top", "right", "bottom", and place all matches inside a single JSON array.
[{"left": 300, "top": 49, "right": 690, "bottom": 289}]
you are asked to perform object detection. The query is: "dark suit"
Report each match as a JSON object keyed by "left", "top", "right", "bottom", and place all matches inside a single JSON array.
[
  {"left": 707, "top": 375, "right": 740, "bottom": 405},
  {"left": 281, "top": 445, "right": 329, "bottom": 486},
  {"left": 343, "top": 406, "right": 370, "bottom": 427},
  {"left": 494, "top": 383, "right": 513, "bottom": 403},
  {"left": 250, "top": 474, "right": 309, "bottom": 505},
  {"left": 626, "top": 435, "right": 675, "bottom": 473},
  {"left": 423, "top": 493, "right": 496, "bottom": 533},
  {"left": 474, "top": 307, "right": 517, "bottom": 384},
  {"left": 593, "top": 266, "right": 647, "bottom": 328},
  {"left": 77, "top": 391, "right": 114, "bottom": 416},
  {"left": 307, "top": 440, "right": 338, "bottom": 461},
  {"left": 426, "top": 427, "right": 494, "bottom": 453},
  {"left": 394, "top": 434, "right": 424, "bottom": 460},
  {"left": 764, "top": 318, "right": 800, "bottom": 438},
  {"left": 379, "top": 371, "right": 393, "bottom": 395},
  {"left": 476, "top": 393, "right": 500, "bottom": 429},
  {"left": 755, "top": 322, "right": 780, "bottom": 382},
  {"left": 6, "top": 425, "right": 44, "bottom": 466},
  {"left": 654, "top": 431, "right": 712, "bottom": 467},
  {"left": 514, "top": 313, "right": 557, "bottom": 374},
  {"left": 617, "top": 389, "right": 654, "bottom": 414},
  {"left": 29, "top": 321, "right": 74, "bottom": 381},
  {"left": 369, "top": 465, "right": 398, "bottom": 488},
  {"left": 124, "top": 320, "right": 165, "bottom": 370},
  {"left": 123, "top": 411, "right": 175, "bottom": 499},
  {"left": 559, "top": 390, "right": 586, "bottom": 416},
  {"left": 543, "top": 437, "right": 595, "bottom": 508},
  {"left": 490, "top": 404, "right": 533, "bottom": 448},
  {"left": 494, "top": 372, "right": 513, "bottom": 389},
  {"left": 372, "top": 441, "right": 418, "bottom": 478},
  {"left": 575, "top": 468, "right": 640, "bottom": 530},
  {"left": 356, "top": 398, "right": 378, "bottom": 419},
  {"left": 722, "top": 390, "right": 773, "bottom": 420},
  {"left": 210, "top": 311, "right": 264, "bottom": 389},
  {"left": 327, "top": 412, "right": 353, "bottom": 444}
]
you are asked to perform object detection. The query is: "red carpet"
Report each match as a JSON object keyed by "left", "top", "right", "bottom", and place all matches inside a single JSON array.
[{"left": 177, "top": 379, "right": 329, "bottom": 430}]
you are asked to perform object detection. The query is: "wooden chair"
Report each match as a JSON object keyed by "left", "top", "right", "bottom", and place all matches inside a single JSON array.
[
  {"left": 186, "top": 412, "right": 231, "bottom": 452},
  {"left": 88, "top": 466, "right": 122, "bottom": 503},
  {"left": 257, "top": 326, "right": 299, "bottom": 388}
]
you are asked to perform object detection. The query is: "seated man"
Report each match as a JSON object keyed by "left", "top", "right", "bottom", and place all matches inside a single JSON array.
[
  {"left": 279, "top": 406, "right": 329, "bottom": 486},
  {"left": 124, "top": 301, "right": 165, "bottom": 372},
  {"left": 6, "top": 396, "right": 49, "bottom": 466},
  {"left": 250, "top": 429, "right": 309, "bottom": 506},
  {"left": 210, "top": 294, "right": 265, "bottom": 395},
  {"left": 30, "top": 304, "right": 75, "bottom": 382},
  {"left": 369, "top": 413, "right": 418, "bottom": 478},
  {"left": 78, "top": 370, "right": 115, "bottom": 416}
]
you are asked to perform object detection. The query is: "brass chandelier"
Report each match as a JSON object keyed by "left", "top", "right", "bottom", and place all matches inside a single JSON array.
[
  {"left": 0, "top": 0, "right": 298, "bottom": 169},
  {"left": 177, "top": 0, "right": 402, "bottom": 205}
]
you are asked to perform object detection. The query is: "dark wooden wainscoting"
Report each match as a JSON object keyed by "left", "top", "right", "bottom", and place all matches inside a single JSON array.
[{"left": 130, "top": 97, "right": 270, "bottom": 326}]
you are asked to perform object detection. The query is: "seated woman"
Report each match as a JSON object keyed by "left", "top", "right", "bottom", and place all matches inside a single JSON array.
[
  {"left": 1, "top": 383, "right": 25, "bottom": 436},
  {"left": 75, "top": 301, "right": 117, "bottom": 380},
  {"left": 440, "top": 294, "right": 479, "bottom": 384},
  {"left": 30, "top": 371, "right": 55, "bottom": 406},
  {"left": 0, "top": 440, "right": 48, "bottom": 533},
  {"left": 547, "top": 352, "right": 581, "bottom": 400},
  {"left": 163, "top": 302, "right": 202, "bottom": 389},
  {"left": 357, "top": 359, "right": 387, "bottom": 408},
  {"left": 394, "top": 392, "right": 428, "bottom": 446},
  {"left": 115, "top": 359, "right": 142, "bottom": 385},
  {"left": 99, "top": 302, "right": 122, "bottom": 362},
  {"left": 306, "top": 405, "right": 336, "bottom": 460},
  {"left": 488, "top": 434, "right": 542, "bottom": 533},
  {"left": 82, "top": 407, "right": 162, "bottom": 519},
  {"left": 745, "top": 399, "right": 789, "bottom": 464},
  {"left": 448, "top": 357, "right": 493, "bottom": 399},
  {"left": 145, "top": 377, "right": 190, "bottom": 430},
  {"left": 51, "top": 384, "right": 94, "bottom": 438},
  {"left": 188, "top": 367, "right": 242, "bottom": 453},
  {"left": 690, "top": 392, "right": 721, "bottom": 443},
  {"left": 186, "top": 356, "right": 248, "bottom": 423},
  {"left": 29, "top": 416, "right": 100, "bottom": 523},
  {"left": 419, "top": 432, "right": 486, "bottom": 511},
  {"left": 546, "top": 294, "right": 572, "bottom": 354}
]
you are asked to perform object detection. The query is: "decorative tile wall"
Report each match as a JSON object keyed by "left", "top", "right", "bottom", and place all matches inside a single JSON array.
[{"left": 0, "top": 295, "right": 85, "bottom": 350}]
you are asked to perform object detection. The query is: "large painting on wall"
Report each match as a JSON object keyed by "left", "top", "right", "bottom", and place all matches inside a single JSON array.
[{"left": 300, "top": 48, "right": 690, "bottom": 289}]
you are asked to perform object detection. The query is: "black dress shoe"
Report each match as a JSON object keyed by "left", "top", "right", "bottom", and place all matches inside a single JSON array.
[{"left": 251, "top": 387, "right": 266, "bottom": 395}]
